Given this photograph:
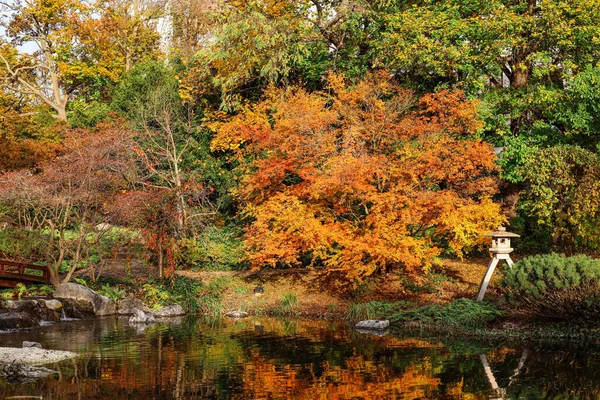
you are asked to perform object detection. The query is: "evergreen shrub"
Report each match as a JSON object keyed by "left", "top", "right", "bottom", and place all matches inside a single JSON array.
[
  {"left": 390, "top": 299, "right": 501, "bottom": 329},
  {"left": 502, "top": 254, "right": 600, "bottom": 320}
]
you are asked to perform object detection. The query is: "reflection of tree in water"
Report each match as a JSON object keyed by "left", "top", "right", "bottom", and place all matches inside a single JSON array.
[
  {"left": 3, "top": 318, "right": 600, "bottom": 399},
  {"left": 237, "top": 350, "right": 441, "bottom": 399}
]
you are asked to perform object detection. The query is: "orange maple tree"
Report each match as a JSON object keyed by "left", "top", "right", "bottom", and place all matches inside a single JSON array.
[{"left": 212, "top": 73, "right": 504, "bottom": 282}]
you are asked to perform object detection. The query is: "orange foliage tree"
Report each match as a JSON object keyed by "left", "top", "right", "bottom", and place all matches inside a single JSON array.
[{"left": 212, "top": 73, "right": 504, "bottom": 282}]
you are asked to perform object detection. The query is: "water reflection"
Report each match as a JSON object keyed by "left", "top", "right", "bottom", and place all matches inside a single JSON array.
[{"left": 0, "top": 317, "right": 600, "bottom": 399}]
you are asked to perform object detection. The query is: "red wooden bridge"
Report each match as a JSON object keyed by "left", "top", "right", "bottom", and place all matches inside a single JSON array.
[{"left": 0, "top": 260, "right": 50, "bottom": 288}]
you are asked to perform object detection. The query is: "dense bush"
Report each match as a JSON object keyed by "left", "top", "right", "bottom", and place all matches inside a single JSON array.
[
  {"left": 502, "top": 254, "right": 600, "bottom": 320},
  {"left": 143, "top": 276, "right": 205, "bottom": 313}
]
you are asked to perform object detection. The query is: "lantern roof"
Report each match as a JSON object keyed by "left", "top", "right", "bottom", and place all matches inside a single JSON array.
[{"left": 483, "top": 226, "right": 520, "bottom": 238}]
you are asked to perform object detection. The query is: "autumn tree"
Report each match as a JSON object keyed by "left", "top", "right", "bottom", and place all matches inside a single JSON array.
[
  {"left": 0, "top": 126, "right": 136, "bottom": 286},
  {"left": 0, "top": 90, "right": 63, "bottom": 171},
  {"left": 212, "top": 73, "right": 504, "bottom": 282},
  {"left": 0, "top": 0, "right": 88, "bottom": 121}
]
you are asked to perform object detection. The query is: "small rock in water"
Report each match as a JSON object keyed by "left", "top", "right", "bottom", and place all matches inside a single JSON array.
[
  {"left": 153, "top": 305, "right": 186, "bottom": 318},
  {"left": 226, "top": 311, "right": 249, "bottom": 319},
  {"left": 22, "top": 341, "right": 42, "bottom": 349},
  {"left": 129, "top": 309, "right": 155, "bottom": 324},
  {"left": 355, "top": 320, "right": 390, "bottom": 330}
]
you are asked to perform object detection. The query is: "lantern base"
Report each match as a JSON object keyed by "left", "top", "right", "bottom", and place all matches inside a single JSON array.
[{"left": 476, "top": 255, "right": 515, "bottom": 301}]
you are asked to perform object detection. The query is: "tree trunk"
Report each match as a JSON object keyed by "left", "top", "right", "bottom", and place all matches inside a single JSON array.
[
  {"left": 513, "top": 66, "right": 529, "bottom": 89},
  {"left": 158, "top": 241, "right": 164, "bottom": 278}
]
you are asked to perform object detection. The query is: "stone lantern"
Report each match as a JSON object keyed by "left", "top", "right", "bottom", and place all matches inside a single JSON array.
[{"left": 476, "top": 226, "right": 520, "bottom": 301}]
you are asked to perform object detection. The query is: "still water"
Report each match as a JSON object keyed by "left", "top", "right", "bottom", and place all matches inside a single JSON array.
[{"left": 1, "top": 316, "right": 599, "bottom": 399}]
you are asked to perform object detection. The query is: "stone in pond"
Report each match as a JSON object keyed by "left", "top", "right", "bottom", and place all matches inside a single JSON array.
[
  {"left": 22, "top": 341, "right": 42, "bottom": 349},
  {"left": 0, "top": 311, "right": 40, "bottom": 330},
  {"left": 226, "top": 311, "right": 249, "bottom": 319},
  {"left": 128, "top": 309, "right": 155, "bottom": 324},
  {"left": 1, "top": 363, "right": 58, "bottom": 383},
  {"left": 118, "top": 298, "right": 151, "bottom": 315},
  {"left": 153, "top": 304, "right": 186, "bottom": 318},
  {"left": 355, "top": 320, "right": 390, "bottom": 330}
]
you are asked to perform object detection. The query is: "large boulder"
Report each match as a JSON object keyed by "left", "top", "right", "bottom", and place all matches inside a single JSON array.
[
  {"left": 153, "top": 305, "right": 185, "bottom": 318},
  {"left": 53, "top": 283, "right": 116, "bottom": 316},
  {"left": 118, "top": 298, "right": 151, "bottom": 315}
]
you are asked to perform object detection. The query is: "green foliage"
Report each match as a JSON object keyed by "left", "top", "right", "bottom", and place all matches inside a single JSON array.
[
  {"left": 502, "top": 254, "right": 600, "bottom": 320},
  {"left": 143, "top": 276, "right": 206, "bottom": 313},
  {"left": 111, "top": 60, "right": 180, "bottom": 120},
  {"left": 176, "top": 226, "right": 244, "bottom": 271},
  {"left": 68, "top": 100, "right": 112, "bottom": 128},
  {"left": 558, "top": 65, "right": 600, "bottom": 143},
  {"left": 0, "top": 228, "right": 46, "bottom": 260},
  {"left": 141, "top": 283, "right": 173, "bottom": 310},
  {"left": 378, "top": 0, "right": 600, "bottom": 142},
  {"left": 0, "top": 289, "right": 12, "bottom": 300},
  {"left": 518, "top": 146, "right": 600, "bottom": 252},
  {"left": 390, "top": 299, "right": 502, "bottom": 329},
  {"left": 275, "top": 292, "right": 298, "bottom": 315},
  {"left": 233, "top": 286, "right": 248, "bottom": 295},
  {"left": 196, "top": 276, "right": 234, "bottom": 317},
  {"left": 190, "top": 2, "right": 315, "bottom": 109},
  {"left": 346, "top": 300, "right": 414, "bottom": 322},
  {"left": 13, "top": 283, "right": 27, "bottom": 300},
  {"left": 97, "top": 284, "right": 126, "bottom": 302}
]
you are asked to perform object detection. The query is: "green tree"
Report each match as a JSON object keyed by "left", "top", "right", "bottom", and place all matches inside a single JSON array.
[
  {"left": 519, "top": 145, "right": 600, "bottom": 252},
  {"left": 377, "top": 0, "right": 600, "bottom": 141}
]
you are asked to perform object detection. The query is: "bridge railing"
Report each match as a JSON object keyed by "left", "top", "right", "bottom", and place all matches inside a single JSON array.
[{"left": 0, "top": 260, "right": 50, "bottom": 285}]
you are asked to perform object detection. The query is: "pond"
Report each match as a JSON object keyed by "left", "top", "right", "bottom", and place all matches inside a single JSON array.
[{"left": 1, "top": 317, "right": 599, "bottom": 399}]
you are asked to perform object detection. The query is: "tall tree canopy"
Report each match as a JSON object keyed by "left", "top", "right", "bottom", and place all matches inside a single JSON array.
[{"left": 377, "top": 0, "right": 600, "bottom": 142}]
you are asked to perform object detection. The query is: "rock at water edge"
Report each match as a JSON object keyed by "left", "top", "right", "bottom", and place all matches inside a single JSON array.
[
  {"left": 53, "top": 283, "right": 116, "bottom": 316},
  {"left": 355, "top": 320, "right": 390, "bottom": 330},
  {"left": 22, "top": 341, "right": 42, "bottom": 349},
  {"left": 118, "top": 298, "right": 151, "bottom": 315},
  {"left": 129, "top": 309, "right": 156, "bottom": 324},
  {"left": 153, "top": 305, "right": 186, "bottom": 318},
  {"left": 44, "top": 300, "right": 62, "bottom": 311},
  {"left": 0, "top": 311, "right": 40, "bottom": 330},
  {"left": 1, "top": 363, "right": 58, "bottom": 383},
  {"left": 226, "top": 311, "right": 249, "bottom": 319}
]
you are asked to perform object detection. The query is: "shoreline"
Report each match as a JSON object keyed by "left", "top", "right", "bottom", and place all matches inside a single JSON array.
[{"left": 0, "top": 347, "right": 77, "bottom": 365}]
